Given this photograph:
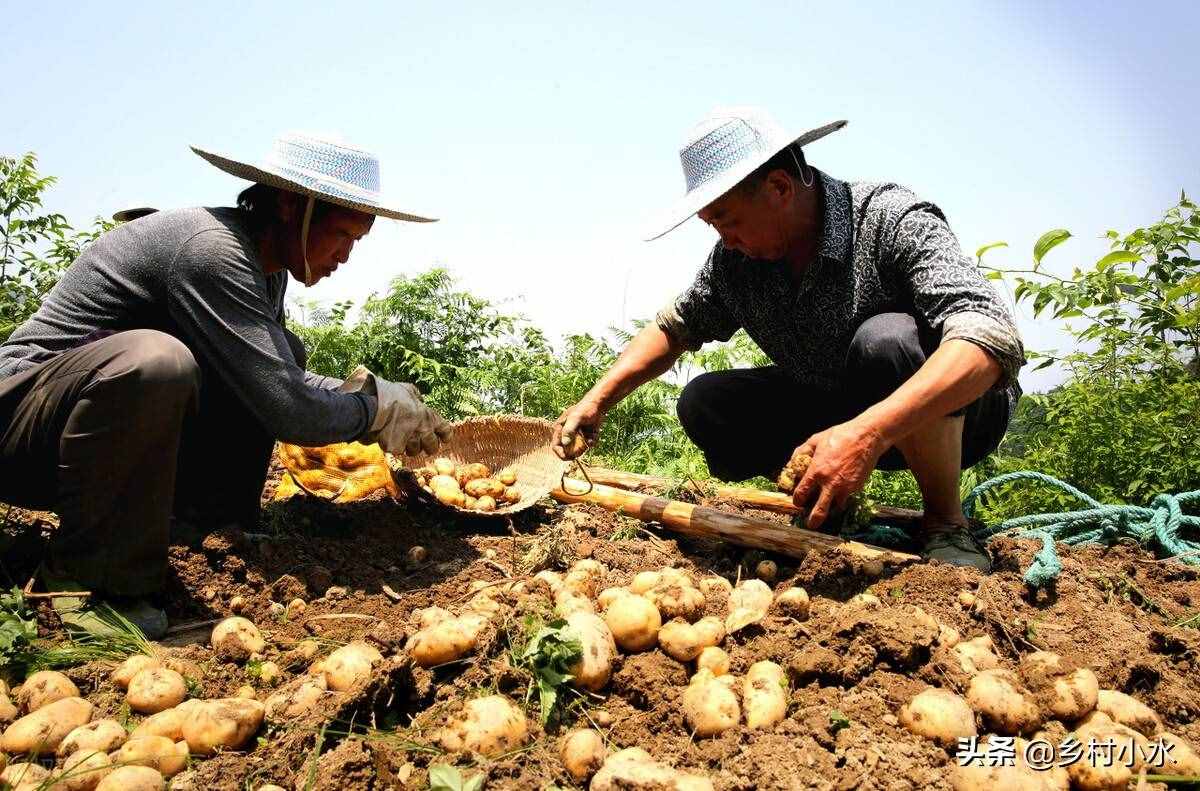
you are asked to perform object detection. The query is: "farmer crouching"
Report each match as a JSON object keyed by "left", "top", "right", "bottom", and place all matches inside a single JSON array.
[
  {"left": 553, "top": 107, "right": 1024, "bottom": 573},
  {"left": 0, "top": 133, "right": 451, "bottom": 636}
]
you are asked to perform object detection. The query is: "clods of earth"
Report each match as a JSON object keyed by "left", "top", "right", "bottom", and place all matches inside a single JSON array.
[{"left": 1, "top": 451, "right": 1199, "bottom": 790}]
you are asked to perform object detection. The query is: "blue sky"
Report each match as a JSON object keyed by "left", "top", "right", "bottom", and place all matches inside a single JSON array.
[{"left": 3, "top": 1, "right": 1196, "bottom": 392}]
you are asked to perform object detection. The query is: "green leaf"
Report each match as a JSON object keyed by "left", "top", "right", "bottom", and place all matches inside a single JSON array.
[
  {"left": 1033, "top": 229, "right": 1072, "bottom": 268},
  {"left": 1094, "top": 250, "right": 1141, "bottom": 271},
  {"left": 985, "top": 270, "right": 1004, "bottom": 280},
  {"left": 975, "top": 241, "right": 1008, "bottom": 262},
  {"left": 429, "top": 764, "right": 466, "bottom": 791},
  {"left": 830, "top": 710, "right": 851, "bottom": 733},
  {"left": 463, "top": 774, "right": 485, "bottom": 791}
]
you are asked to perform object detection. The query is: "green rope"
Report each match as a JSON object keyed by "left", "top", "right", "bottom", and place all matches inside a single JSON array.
[{"left": 844, "top": 471, "right": 1200, "bottom": 589}]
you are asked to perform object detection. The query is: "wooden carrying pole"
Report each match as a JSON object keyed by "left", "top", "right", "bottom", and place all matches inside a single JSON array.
[
  {"left": 582, "top": 466, "right": 924, "bottom": 523},
  {"left": 551, "top": 480, "right": 918, "bottom": 563}
]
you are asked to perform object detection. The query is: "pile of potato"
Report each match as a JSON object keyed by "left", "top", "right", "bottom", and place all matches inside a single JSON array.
[{"left": 413, "top": 458, "right": 521, "bottom": 512}]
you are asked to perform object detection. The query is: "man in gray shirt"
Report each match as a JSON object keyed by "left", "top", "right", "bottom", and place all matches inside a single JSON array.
[
  {"left": 0, "top": 132, "right": 449, "bottom": 635},
  {"left": 553, "top": 107, "right": 1023, "bottom": 572}
]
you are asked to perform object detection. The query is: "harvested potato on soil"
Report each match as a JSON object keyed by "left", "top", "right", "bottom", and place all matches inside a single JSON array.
[
  {"left": 127, "top": 668, "right": 187, "bottom": 714},
  {"left": 950, "top": 635, "right": 1001, "bottom": 675},
  {"left": 684, "top": 670, "right": 741, "bottom": 737},
  {"left": 1152, "top": 733, "right": 1200, "bottom": 776},
  {"left": 112, "top": 655, "right": 161, "bottom": 690},
  {"left": 629, "top": 571, "right": 661, "bottom": 595},
  {"left": 598, "top": 587, "right": 631, "bottom": 609},
  {"left": 96, "top": 765, "right": 164, "bottom": 791},
  {"left": 264, "top": 675, "right": 332, "bottom": 723},
  {"left": 560, "top": 728, "right": 607, "bottom": 783},
  {"left": 1095, "top": 689, "right": 1162, "bottom": 736},
  {"left": 181, "top": 698, "right": 265, "bottom": 755},
  {"left": 211, "top": 617, "right": 266, "bottom": 662},
  {"left": 742, "top": 661, "right": 788, "bottom": 729},
  {"left": 698, "top": 576, "right": 732, "bottom": 598},
  {"left": 0, "top": 762, "right": 50, "bottom": 788},
  {"left": 1, "top": 696, "right": 93, "bottom": 753},
  {"left": 55, "top": 748, "right": 113, "bottom": 791},
  {"left": 131, "top": 700, "right": 203, "bottom": 741},
  {"left": 755, "top": 560, "right": 777, "bottom": 583},
  {"left": 1067, "top": 714, "right": 1148, "bottom": 791},
  {"left": 407, "top": 613, "right": 488, "bottom": 667},
  {"left": 898, "top": 688, "right": 977, "bottom": 747},
  {"left": 966, "top": 669, "right": 1044, "bottom": 735},
  {"left": 566, "top": 612, "right": 617, "bottom": 691},
  {"left": 658, "top": 619, "right": 707, "bottom": 662},
  {"left": 117, "top": 735, "right": 189, "bottom": 777},
  {"left": 0, "top": 692, "right": 15, "bottom": 724},
  {"left": 414, "top": 606, "right": 454, "bottom": 630},
  {"left": 692, "top": 616, "right": 725, "bottom": 647},
  {"left": 697, "top": 646, "right": 730, "bottom": 676},
  {"left": 1019, "top": 651, "right": 1098, "bottom": 721},
  {"left": 774, "top": 587, "right": 810, "bottom": 619},
  {"left": 58, "top": 719, "right": 129, "bottom": 756},
  {"left": 16, "top": 670, "right": 79, "bottom": 713},
  {"left": 602, "top": 593, "right": 661, "bottom": 652},
  {"left": 439, "top": 695, "right": 529, "bottom": 757},
  {"left": 726, "top": 579, "right": 773, "bottom": 633},
  {"left": 951, "top": 736, "right": 1069, "bottom": 791},
  {"left": 318, "top": 641, "right": 383, "bottom": 691},
  {"left": 591, "top": 747, "right": 714, "bottom": 791}
]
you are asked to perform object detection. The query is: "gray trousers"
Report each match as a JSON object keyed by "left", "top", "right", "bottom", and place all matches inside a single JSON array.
[{"left": 0, "top": 328, "right": 305, "bottom": 596}]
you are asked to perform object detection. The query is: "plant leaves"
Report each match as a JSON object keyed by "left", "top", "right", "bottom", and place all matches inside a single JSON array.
[
  {"left": 429, "top": 764, "right": 466, "bottom": 791},
  {"left": 1095, "top": 250, "right": 1141, "bottom": 271},
  {"left": 1033, "top": 229, "right": 1072, "bottom": 268},
  {"left": 975, "top": 241, "right": 1008, "bottom": 262}
]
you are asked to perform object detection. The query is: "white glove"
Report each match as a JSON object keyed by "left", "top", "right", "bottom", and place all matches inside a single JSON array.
[{"left": 338, "top": 366, "right": 453, "bottom": 455}]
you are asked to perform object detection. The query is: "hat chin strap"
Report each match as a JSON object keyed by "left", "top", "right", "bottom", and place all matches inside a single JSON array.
[{"left": 300, "top": 196, "right": 315, "bottom": 286}]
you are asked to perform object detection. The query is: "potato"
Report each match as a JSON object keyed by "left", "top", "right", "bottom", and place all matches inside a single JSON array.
[
  {"left": 602, "top": 594, "right": 661, "bottom": 653},
  {"left": 1019, "top": 652, "right": 1097, "bottom": 721},
  {"left": 58, "top": 719, "right": 128, "bottom": 756},
  {"left": 683, "top": 670, "right": 741, "bottom": 737},
  {"left": 429, "top": 475, "right": 466, "bottom": 507},
  {"left": 0, "top": 762, "right": 50, "bottom": 787},
  {"left": 951, "top": 736, "right": 1069, "bottom": 791},
  {"left": 570, "top": 559, "right": 607, "bottom": 582},
  {"left": 455, "top": 462, "right": 491, "bottom": 486},
  {"left": 951, "top": 635, "right": 1001, "bottom": 675},
  {"left": 555, "top": 591, "right": 596, "bottom": 618},
  {"left": 211, "top": 617, "right": 266, "bottom": 662},
  {"left": 597, "top": 587, "right": 631, "bottom": 609},
  {"left": 848, "top": 592, "right": 881, "bottom": 608},
  {"left": 647, "top": 582, "right": 705, "bottom": 623},
  {"left": 112, "top": 655, "right": 161, "bottom": 690},
  {"left": 692, "top": 616, "right": 725, "bottom": 648},
  {"left": 1067, "top": 715, "right": 1147, "bottom": 791},
  {"left": 235, "top": 685, "right": 257, "bottom": 700},
  {"left": 1, "top": 696, "right": 93, "bottom": 753},
  {"left": 591, "top": 747, "right": 715, "bottom": 791},
  {"left": 407, "top": 614, "right": 488, "bottom": 667},
  {"left": 264, "top": 675, "right": 331, "bottom": 723},
  {"left": 53, "top": 748, "right": 113, "bottom": 791},
  {"left": 474, "top": 495, "right": 497, "bottom": 512},
  {"left": 130, "top": 700, "right": 203, "bottom": 741},
  {"left": 1152, "top": 733, "right": 1200, "bottom": 776},
  {"left": 937, "top": 623, "right": 962, "bottom": 648},
  {"left": 774, "top": 587, "right": 810, "bottom": 619},
  {"left": 16, "top": 670, "right": 80, "bottom": 713},
  {"left": 0, "top": 692, "right": 16, "bottom": 724},
  {"left": 566, "top": 612, "right": 617, "bottom": 691},
  {"left": 560, "top": 728, "right": 606, "bottom": 783},
  {"left": 414, "top": 606, "right": 454, "bottom": 630},
  {"left": 432, "top": 458, "right": 456, "bottom": 476},
  {"left": 966, "top": 669, "right": 1044, "bottom": 735},
  {"left": 562, "top": 568, "right": 599, "bottom": 599},
  {"left": 117, "top": 735, "right": 189, "bottom": 777},
  {"left": 629, "top": 571, "right": 661, "bottom": 595},
  {"left": 95, "top": 766, "right": 164, "bottom": 791},
  {"left": 319, "top": 641, "right": 383, "bottom": 691},
  {"left": 438, "top": 695, "right": 529, "bottom": 757},
  {"left": 1095, "top": 689, "right": 1162, "bottom": 736},
  {"left": 181, "top": 698, "right": 265, "bottom": 755},
  {"left": 698, "top": 576, "right": 732, "bottom": 598},
  {"left": 776, "top": 449, "right": 811, "bottom": 493},
  {"left": 658, "top": 619, "right": 704, "bottom": 662},
  {"left": 755, "top": 560, "right": 777, "bottom": 583},
  {"left": 256, "top": 661, "right": 281, "bottom": 686},
  {"left": 532, "top": 570, "right": 564, "bottom": 595},
  {"left": 725, "top": 579, "right": 772, "bottom": 633},
  {"left": 742, "top": 661, "right": 787, "bottom": 729},
  {"left": 127, "top": 668, "right": 187, "bottom": 714},
  {"left": 696, "top": 647, "right": 730, "bottom": 676},
  {"left": 502, "top": 486, "right": 520, "bottom": 504},
  {"left": 464, "top": 478, "right": 506, "bottom": 499},
  {"left": 899, "top": 688, "right": 977, "bottom": 747},
  {"left": 495, "top": 468, "right": 517, "bottom": 486}
]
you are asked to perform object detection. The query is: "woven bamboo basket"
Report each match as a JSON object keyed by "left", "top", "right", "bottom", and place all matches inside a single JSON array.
[{"left": 390, "top": 415, "right": 570, "bottom": 516}]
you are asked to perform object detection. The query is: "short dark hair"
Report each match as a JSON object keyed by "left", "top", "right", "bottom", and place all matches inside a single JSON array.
[
  {"left": 236, "top": 183, "right": 343, "bottom": 225},
  {"left": 735, "top": 143, "right": 809, "bottom": 195}
]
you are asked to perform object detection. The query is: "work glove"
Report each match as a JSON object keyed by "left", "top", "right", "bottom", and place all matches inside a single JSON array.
[{"left": 338, "top": 366, "right": 453, "bottom": 456}]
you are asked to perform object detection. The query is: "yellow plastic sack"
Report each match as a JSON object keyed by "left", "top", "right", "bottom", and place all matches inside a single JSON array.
[{"left": 275, "top": 441, "right": 399, "bottom": 503}]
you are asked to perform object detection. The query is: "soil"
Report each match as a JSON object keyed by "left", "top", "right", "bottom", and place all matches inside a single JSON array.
[{"left": 2, "top": 449, "right": 1199, "bottom": 790}]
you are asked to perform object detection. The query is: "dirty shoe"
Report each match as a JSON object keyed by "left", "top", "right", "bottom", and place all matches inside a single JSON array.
[
  {"left": 41, "top": 572, "right": 168, "bottom": 640},
  {"left": 922, "top": 522, "right": 992, "bottom": 573}
]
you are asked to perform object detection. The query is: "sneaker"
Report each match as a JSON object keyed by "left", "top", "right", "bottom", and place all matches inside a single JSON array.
[
  {"left": 922, "top": 521, "right": 992, "bottom": 573},
  {"left": 41, "top": 572, "right": 168, "bottom": 640}
]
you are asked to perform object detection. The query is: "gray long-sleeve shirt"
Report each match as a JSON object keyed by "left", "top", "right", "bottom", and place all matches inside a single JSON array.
[
  {"left": 657, "top": 169, "right": 1024, "bottom": 406},
  {"left": 0, "top": 207, "right": 375, "bottom": 445}
]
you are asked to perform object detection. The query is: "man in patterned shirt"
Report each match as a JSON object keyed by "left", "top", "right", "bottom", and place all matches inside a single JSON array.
[{"left": 552, "top": 107, "right": 1023, "bottom": 572}]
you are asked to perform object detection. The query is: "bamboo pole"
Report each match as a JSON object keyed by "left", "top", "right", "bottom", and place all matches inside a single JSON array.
[
  {"left": 552, "top": 480, "right": 918, "bottom": 562},
  {"left": 583, "top": 467, "right": 924, "bottom": 522}
]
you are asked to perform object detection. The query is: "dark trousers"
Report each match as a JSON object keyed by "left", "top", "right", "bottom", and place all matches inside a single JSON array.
[
  {"left": 0, "top": 328, "right": 306, "bottom": 596},
  {"left": 676, "top": 313, "right": 1011, "bottom": 482}
]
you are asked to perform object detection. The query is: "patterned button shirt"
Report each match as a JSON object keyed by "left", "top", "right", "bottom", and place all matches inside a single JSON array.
[{"left": 657, "top": 169, "right": 1024, "bottom": 406}]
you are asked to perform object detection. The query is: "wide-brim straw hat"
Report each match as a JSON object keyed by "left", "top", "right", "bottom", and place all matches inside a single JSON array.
[
  {"left": 646, "top": 106, "right": 846, "bottom": 241},
  {"left": 191, "top": 132, "right": 437, "bottom": 223}
]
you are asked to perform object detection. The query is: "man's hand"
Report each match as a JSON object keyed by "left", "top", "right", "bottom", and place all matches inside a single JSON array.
[
  {"left": 340, "top": 366, "right": 453, "bottom": 456},
  {"left": 552, "top": 399, "right": 606, "bottom": 460},
  {"left": 791, "top": 420, "right": 887, "bottom": 530}
]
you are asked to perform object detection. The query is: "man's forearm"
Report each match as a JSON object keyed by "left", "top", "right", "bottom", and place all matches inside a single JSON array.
[
  {"left": 584, "top": 324, "right": 685, "bottom": 411},
  {"left": 855, "top": 339, "right": 1003, "bottom": 447}
]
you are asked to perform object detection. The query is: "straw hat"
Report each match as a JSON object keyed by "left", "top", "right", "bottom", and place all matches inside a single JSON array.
[
  {"left": 191, "top": 131, "right": 436, "bottom": 223},
  {"left": 646, "top": 106, "right": 846, "bottom": 241},
  {"left": 112, "top": 207, "right": 158, "bottom": 223}
]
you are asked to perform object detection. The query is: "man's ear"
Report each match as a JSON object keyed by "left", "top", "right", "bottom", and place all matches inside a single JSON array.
[
  {"left": 276, "top": 191, "right": 302, "bottom": 224},
  {"left": 764, "top": 169, "right": 795, "bottom": 207}
]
